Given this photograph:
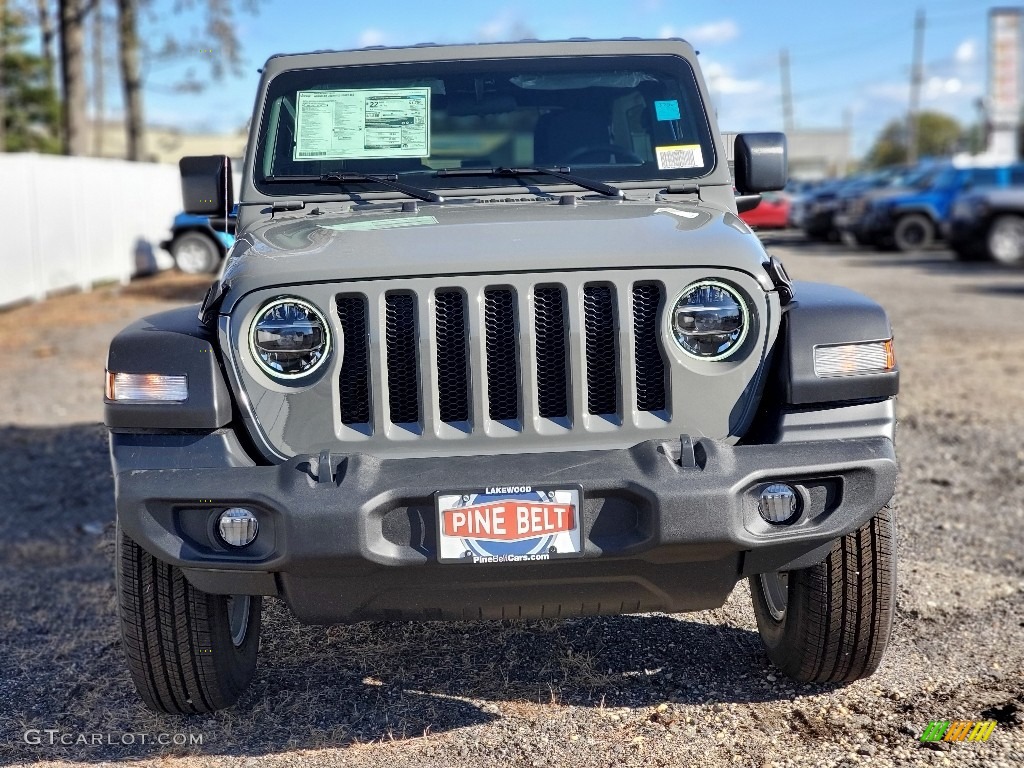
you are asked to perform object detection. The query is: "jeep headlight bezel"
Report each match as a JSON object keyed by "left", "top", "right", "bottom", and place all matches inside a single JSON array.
[
  {"left": 668, "top": 280, "right": 750, "bottom": 361},
  {"left": 249, "top": 297, "right": 332, "bottom": 379}
]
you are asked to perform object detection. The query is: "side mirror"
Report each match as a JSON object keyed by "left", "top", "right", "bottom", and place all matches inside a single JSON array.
[
  {"left": 180, "top": 155, "right": 233, "bottom": 217},
  {"left": 734, "top": 133, "right": 787, "bottom": 194}
]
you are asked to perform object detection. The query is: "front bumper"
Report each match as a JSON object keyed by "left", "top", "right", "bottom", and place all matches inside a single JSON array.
[{"left": 113, "top": 426, "right": 897, "bottom": 623}]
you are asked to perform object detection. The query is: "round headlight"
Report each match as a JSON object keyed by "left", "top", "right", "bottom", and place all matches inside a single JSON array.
[
  {"left": 670, "top": 280, "right": 749, "bottom": 360},
  {"left": 250, "top": 298, "right": 331, "bottom": 378}
]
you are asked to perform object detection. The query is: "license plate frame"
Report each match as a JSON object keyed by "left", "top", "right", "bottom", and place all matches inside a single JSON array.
[{"left": 434, "top": 484, "right": 584, "bottom": 564}]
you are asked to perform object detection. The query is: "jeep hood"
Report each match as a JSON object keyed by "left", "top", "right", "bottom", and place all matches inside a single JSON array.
[{"left": 215, "top": 200, "right": 773, "bottom": 313}]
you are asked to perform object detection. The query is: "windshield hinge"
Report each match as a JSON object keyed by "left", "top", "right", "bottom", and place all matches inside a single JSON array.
[
  {"left": 664, "top": 183, "right": 700, "bottom": 196},
  {"left": 272, "top": 200, "right": 305, "bottom": 214}
]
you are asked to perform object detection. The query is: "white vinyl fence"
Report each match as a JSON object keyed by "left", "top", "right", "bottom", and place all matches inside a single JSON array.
[{"left": 0, "top": 153, "right": 182, "bottom": 308}]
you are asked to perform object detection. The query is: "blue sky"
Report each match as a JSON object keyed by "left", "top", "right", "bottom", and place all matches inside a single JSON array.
[{"left": 137, "top": 0, "right": 991, "bottom": 157}]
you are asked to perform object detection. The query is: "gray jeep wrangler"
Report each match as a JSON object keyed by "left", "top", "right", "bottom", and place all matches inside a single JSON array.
[{"left": 105, "top": 39, "right": 899, "bottom": 714}]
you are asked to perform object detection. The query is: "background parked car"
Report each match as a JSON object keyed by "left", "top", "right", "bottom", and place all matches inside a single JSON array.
[
  {"left": 835, "top": 165, "right": 939, "bottom": 247},
  {"left": 739, "top": 190, "right": 791, "bottom": 229},
  {"left": 860, "top": 163, "right": 1024, "bottom": 252},
  {"left": 949, "top": 186, "right": 1024, "bottom": 266},
  {"left": 160, "top": 210, "right": 237, "bottom": 274}
]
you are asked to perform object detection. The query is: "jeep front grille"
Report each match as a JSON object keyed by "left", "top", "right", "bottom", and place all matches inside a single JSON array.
[
  {"left": 534, "top": 285, "right": 569, "bottom": 419},
  {"left": 483, "top": 288, "right": 520, "bottom": 421},
  {"left": 337, "top": 295, "right": 371, "bottom": 425},
  {"left": 384, "top": 292, "right": 420, "bottom": 424},
  {"left": 434, "top": 289, "right": 470, "bottom": 423},
  {"left": 582, "top": 284, "right": 619, "bottom": 416},
  {"left": 335, "top": 278, "right": 671, "bottom": 437},
  {"left": 632, "top": 283, "right": 667, "bottom": 412}
]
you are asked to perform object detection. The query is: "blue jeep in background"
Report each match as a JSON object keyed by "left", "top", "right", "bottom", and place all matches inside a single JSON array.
[
  {"left": 160, "top": 211, "right": 237, "bottom": 274},
  {"left": 860, "top": 164, "right": 1024, "bottom": 252}
]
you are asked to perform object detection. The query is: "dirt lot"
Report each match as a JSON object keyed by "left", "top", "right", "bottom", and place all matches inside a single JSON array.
[{"left": 1, "top": 240, "right": 1022, "bottom": 768}]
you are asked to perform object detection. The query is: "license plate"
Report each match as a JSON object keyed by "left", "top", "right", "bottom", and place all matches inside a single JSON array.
[{"left": 435, "top": 485, "right": 583, "bottom": 564}]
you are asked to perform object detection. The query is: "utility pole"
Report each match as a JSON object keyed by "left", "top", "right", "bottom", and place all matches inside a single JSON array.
[
  {"left": 907, "top": 8, "right": 926, "bottom": 164},
  {"left": 779, "top": 48, "right": 794, "bottom": 134}
]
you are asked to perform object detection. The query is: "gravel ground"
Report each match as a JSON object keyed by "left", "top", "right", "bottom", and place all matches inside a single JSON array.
[{"left": 1, "top": 238, "right": 1022, "bottom": 768}]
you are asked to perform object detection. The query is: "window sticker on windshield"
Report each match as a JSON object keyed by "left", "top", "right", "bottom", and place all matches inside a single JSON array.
[
  {"left": 654, "top": 100, "right": 681, "bottom": 121},
  {"left": 318, "top": 216, "right": 439, "bottom": 232},
  {"left": 656, "top": 144, "right": 704, "bottom": 170},
  {"left": 293, "top": 87, "right": 430, "bottom": 161}
]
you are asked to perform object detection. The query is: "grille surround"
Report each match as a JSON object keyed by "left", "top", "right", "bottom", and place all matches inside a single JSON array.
[{"left": 226, "top": 268, "right": 774, "bottom": 461}]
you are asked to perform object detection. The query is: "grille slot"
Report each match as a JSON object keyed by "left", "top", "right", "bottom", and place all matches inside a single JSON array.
[
  {"left": 583, "top": 284, "right": 619, "bottom": 415},
  {"left": 337, "top": 295, "right": 371, "bottom": 425},
  {"left": 434, "top": 290, "right": 470, "bottom": 423},
  {"left": 384, "top": 292, "right": 420, "bottom": 424},
  {"left": 484, "top": 288, "right": 519, "bottom": 421},
  {"left": 632, "top": 283, "right": 667, "bottom": 411},
  {"left": 534, "top": 285, "right": 569, "bottom": 418}
]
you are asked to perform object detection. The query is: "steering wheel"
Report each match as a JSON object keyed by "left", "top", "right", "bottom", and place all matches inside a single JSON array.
[{"left": 563, "top": 144, "right": 644, "bottom": 165}]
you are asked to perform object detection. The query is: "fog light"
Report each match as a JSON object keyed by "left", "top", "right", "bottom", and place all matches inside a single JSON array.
[
  {"left": 758, "top": 484, "right": 799, "bottom": 524},
  {"left": 218, "top": 508, "right": 258, "bottom": 547}
]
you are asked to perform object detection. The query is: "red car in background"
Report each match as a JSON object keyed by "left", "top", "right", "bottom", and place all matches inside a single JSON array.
[{"left": 740, "top": 191, "right": 791, "bottom": 229}]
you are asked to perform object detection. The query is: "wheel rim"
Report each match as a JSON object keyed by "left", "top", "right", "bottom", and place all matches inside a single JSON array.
[
  {"left": 990, "top": 219, "right": 1024, "bottom": 265},
  {"left": 176, "top": 240, "right": 214, "bottom": 273},
  {"left": 759, "top": 571, "right": 789, "bottom": 621},
  {"left": 901, "top": 222, "right": 926, "bottom": 247},
  {"left": 226, "top": 595, "right": 251, "bottom": 647}
]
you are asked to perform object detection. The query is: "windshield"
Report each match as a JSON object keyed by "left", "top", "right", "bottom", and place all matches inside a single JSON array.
[{"left": 253, "top": 54, "right": 716, "bottom": 197}]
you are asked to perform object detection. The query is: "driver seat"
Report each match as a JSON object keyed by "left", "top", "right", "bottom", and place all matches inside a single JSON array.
[{"left": 533, "top": 109, "right": 613, "bottom": 166}]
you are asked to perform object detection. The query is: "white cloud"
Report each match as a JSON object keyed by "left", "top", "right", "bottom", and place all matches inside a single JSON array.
[
  {"left": 685, "top": 19, "right": 739, "bottom": 45},
  {"left": 357, "top": 28, "right": 387, "bottom": 47},
  {"left": 658, "top": 19, "right": 738, "bottom": 45},
  {"left": 954, "top": 39, "right": 977, "bottom": 65},
  {"left": 925, "top": 76, "right": 962, "bottom": 98},
  {"left": 702, "top": 60, "right": 761, "bottom": 95}
]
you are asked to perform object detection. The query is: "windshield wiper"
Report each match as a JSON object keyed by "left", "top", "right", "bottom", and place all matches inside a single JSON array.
[
  {"left": 264, "top": 172, "right": 444, "bottom": 203},
  {"left": 435, "top": 167, "right": 624, "bottom": 198}
]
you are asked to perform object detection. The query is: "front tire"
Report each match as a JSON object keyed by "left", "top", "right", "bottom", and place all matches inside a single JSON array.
[
  {"left": 750, "top": 507, "right": 896, "bottom": 683},
  {"left": 892, "top": 214, "right": 934, "bottom": 252},
  {"left": 171, "top": 232, "right": 221, "bottom": 274},
  {"left": 116, "top": 523, "right": 261, "bottom": 714},
  {"left": 987, "top": 215, "right": 1024, "bottom": 266}
]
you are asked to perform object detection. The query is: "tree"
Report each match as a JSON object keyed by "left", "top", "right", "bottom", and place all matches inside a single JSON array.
[
  {"left": 1, "top": 2, "right": 61, "bottom": 152},
  {"left": 865, "top": 111, "right": 963, "bottom": 167},
  {"left": 36, "top": 0, "right": 56, "bottom": 91},
  {"left": 59, "top": 0, "right": 87, "bottom": 155},
  {"left": 112, "top": 0, "right": 261, "bottom": 161},
  {"left": 115, "top": 0, "right": 141, "bottom": 159}
]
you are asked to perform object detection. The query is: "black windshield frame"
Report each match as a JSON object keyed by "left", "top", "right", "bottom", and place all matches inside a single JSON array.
[{"left": 252, "top": 54, "right": 717, "bottom": 199}]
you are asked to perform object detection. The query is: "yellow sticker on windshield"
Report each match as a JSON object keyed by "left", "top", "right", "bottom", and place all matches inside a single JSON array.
[
  {"left": 656, "top": 144, "right": 704, "bottom": 170},
  {"left": 294, "top": 88, "right": 430, "bottom": 161}
]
